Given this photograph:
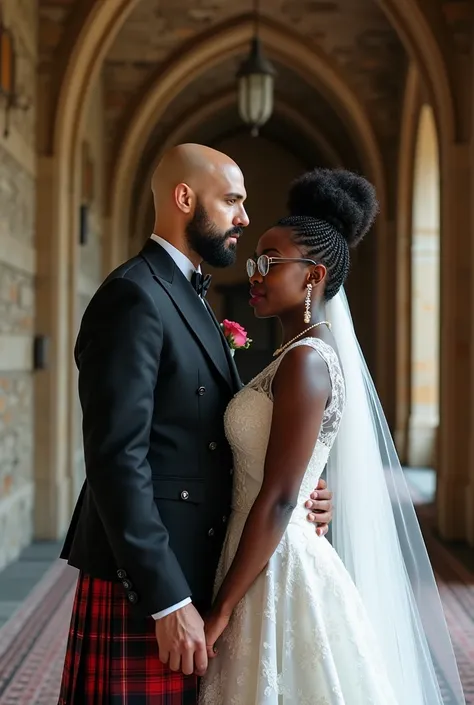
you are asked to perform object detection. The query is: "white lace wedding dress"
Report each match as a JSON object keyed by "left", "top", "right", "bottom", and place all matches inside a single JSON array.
[{"left": 199, "top": 338, "right": 399, "bottom": 705}]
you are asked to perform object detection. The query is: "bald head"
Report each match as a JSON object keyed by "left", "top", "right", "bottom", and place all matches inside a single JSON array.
[
  {"left": 149, "top": 143, "right": 249, "bottom": 268},
  {"left": 151, "top": 143, "right": 243, "bottom": 210}
]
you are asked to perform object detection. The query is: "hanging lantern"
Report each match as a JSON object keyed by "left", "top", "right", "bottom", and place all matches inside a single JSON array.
[{"left": 237, "top": 36, "right": 276, "bottom": 137}]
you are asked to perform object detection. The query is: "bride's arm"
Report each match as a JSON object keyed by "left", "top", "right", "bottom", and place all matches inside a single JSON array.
[{"left": 205, "top": 345, "right": 330, "bottom": 651}]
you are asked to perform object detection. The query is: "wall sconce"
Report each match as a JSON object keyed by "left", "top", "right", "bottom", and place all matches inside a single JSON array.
[
  {"left": 79, "top": 141, "right": 94, "bottom": 245},
  {"left": 79, "top": 203, "right": 89, "bottom": 246},
  {"left": 33, "top": 335, "right": 49, "bottom": 371},
  {"left": 0, "top": 14, "right": 31, "bottom": 137}
]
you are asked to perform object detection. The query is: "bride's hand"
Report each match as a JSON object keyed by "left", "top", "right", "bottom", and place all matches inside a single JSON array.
[{"left": 204, "top": 610, "right": 230, "bottom": 659}]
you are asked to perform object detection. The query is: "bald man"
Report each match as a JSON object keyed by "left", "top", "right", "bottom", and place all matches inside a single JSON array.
[{"left": 58, "top": 144, "right": 333, "bottom": 704}]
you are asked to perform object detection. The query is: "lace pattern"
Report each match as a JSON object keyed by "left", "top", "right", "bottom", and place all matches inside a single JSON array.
[
  {"left": 199, "top": 338, "right": 398, "bottom": 704},
  {"left": 246, "top": 338, "right": 345, "bottom": 448}
]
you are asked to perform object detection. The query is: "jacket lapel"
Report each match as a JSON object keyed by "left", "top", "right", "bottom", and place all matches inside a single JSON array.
[
  {"left": 140, "top": 240, "right": 235, "bottom": 393},
  {"left": 204, "top": 299, "right": 243, "bottom": 394}
]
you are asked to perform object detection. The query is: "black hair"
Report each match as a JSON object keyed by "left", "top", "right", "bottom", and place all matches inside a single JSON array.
[{"left": 277, "top": 168, "right": 379, "bottom": 300}]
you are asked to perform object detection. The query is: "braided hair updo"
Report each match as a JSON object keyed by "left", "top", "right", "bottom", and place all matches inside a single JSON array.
[{"left": 277, "top": 168, "right": 379, "bottom": 301}]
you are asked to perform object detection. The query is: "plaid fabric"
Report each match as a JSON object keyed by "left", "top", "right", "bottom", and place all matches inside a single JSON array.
[{"left": 58, "top": 572, "right": 198, "bottom": 704}]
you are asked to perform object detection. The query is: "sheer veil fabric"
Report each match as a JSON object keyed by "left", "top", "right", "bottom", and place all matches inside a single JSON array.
[{"left": 325, "top": 289, "right": 465, "bottom": 704}]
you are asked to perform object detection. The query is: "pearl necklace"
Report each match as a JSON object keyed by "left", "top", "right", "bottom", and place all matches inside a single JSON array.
[{"left": 273, "top": 321, "right": 331, "bottom": 357}]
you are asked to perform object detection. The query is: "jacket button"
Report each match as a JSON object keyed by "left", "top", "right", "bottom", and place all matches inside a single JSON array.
[
  {"left": 117, "top": 569, "right": 127, "bottom": 580},
  {"left": 197, "top": 386, "right": 206, "bottom": 395},
  {"left": 181, "top": 490, "right": 189, "bottom": 500},
  {"left": 208, "top": 441, "right": 217, "bottom": 451},
  {"left": 127, "top": 591, "right": 138, "bottom": 604},
  {"left": 222, "top": 516, "right": 227, "bottom": 523},
  {"left": 122, "top": 579, "right": 132, "bottom": 590},
  {"left": 208, "top": 528, "right": 215, "bottom": 537}
]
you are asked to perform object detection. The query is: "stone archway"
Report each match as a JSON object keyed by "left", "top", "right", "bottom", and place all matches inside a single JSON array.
[
  {"left": 106, "top": 15, "right": 387, "bottom": 271},
  {"left": 377, "top": 0, "right": 456, "bottom": 143}
]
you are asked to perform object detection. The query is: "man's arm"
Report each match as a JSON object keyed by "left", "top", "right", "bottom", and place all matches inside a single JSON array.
[{"left": 78, "top": 277, "right": 190, "bottom": 615}]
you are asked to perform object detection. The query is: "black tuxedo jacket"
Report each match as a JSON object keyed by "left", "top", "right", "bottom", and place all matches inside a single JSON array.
[{"left": 61, "top": 239, "right": 242, "bottom": 617}]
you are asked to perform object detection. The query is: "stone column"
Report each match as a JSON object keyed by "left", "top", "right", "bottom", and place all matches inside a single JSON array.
[
  {"left": 437, "top": 143, "right": 471, "bottom": 541},
  {"left": 376, "top": 217, "right": 397, "bottom": 432},
  {"left": 34, "top": 156, "right": 73, "bottom": 540}
]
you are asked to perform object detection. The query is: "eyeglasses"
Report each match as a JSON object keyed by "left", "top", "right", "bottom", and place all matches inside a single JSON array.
[{"left": 246, "top": 254, "right": 318, "bottom": 278}]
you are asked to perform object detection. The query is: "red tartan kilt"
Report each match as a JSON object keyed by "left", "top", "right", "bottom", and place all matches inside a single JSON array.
[{"left": 58, "top": 572, "right": 198, "bottom": 704}]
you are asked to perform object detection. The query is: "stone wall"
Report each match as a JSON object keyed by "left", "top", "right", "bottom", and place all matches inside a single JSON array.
[{"left": 0, "top": 1, "right": 37, "bottom": 570}]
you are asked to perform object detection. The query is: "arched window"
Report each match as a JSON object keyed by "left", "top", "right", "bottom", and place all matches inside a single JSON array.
[{"left": 408, "top": 105, "right": 440, "bottom": 470}]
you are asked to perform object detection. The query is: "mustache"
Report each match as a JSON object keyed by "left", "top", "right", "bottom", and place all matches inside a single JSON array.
[{"left": 226, "top": 226, "right": 243, "bottom": 239}]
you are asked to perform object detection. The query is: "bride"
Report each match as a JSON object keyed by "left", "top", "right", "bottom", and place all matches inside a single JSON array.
[{"left": 198, "top": 168, "right": 465, "bottom": 704}]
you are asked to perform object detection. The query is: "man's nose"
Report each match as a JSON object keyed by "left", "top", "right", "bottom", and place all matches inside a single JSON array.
[{"left": 235, "top": 207, "right": 249, "bottom": 228}]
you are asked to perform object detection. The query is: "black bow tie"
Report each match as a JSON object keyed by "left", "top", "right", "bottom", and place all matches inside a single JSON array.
[{"left": 191, "top": 271, "right": 212, "bottom": 298}]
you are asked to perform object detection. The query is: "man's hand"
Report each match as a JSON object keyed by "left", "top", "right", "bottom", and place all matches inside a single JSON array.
[
  {"left": 305, "top": 477, "right": 333, "bottom": 536},
  {"left": 155, "top": 603, "right": 208, "bottom": 676}
]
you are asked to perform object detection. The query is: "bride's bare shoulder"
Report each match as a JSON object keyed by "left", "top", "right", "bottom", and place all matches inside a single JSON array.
[{"left": 273, "top": 343, "right": 331, "bottom": 400}]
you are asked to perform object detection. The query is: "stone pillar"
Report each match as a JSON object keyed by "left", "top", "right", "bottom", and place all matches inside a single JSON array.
[
  {"left": 394, "top": 65, "right": 419, "bottom": 464},
  {"left": 376, "top": 217, "right": 397, "bottom": 432},
  {"left": 34, "top": 156, "right": 73, "bottom": 540},
  {"left": 437, "top": 143, "right": 471, "bottom": 541},
  {"left": 394, "top": 211, "right": 411, "bottom": 461}
]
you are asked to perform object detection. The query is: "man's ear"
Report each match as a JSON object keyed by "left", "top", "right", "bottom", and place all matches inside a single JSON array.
[
  {"left": 175, "top": 183, "right": 194, "bottom": 214},
  {"left": 308, "top": 263, "right": 327, "bottom": 287}
]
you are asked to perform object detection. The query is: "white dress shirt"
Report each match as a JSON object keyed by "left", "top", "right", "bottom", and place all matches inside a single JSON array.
[
  {"left": 148, "top": 234, "right": 198, "bottom": 619},
  {"left": 150, "top": 233, "right": 201, "bottom": 281}
]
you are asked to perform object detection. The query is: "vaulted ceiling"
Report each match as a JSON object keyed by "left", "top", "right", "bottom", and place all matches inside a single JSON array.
[
  {"left": 38, "top": 0, "right": 472, "bottom": 195},
  {"left": 39, "top": 1, "right": 406, "bottom": 148}
]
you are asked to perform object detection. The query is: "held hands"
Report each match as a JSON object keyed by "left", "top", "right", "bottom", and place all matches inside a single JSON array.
[
  {"left": 154, "top": 479, "right": 332, "bottom": 677},
  {"left": 200, "top": 481, "right": 333, "bottom": 657},
  {"left": 306, "top": 478, "right": 333, "bottom": 536},
  {"left": 203, "top": 609, "right": 230, "bottom": 659},
  {"left": 155, "top": 603, "right": 208, "bottom": 677}
]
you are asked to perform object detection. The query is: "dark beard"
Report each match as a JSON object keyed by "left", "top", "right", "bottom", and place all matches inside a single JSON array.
[{"left": 185, "top": 201, "right": 242, "bottom": 268}]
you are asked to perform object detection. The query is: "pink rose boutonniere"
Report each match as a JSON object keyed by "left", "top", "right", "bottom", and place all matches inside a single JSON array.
[{"left": 220, "top": 319, "right": 252, "bottom": 357}]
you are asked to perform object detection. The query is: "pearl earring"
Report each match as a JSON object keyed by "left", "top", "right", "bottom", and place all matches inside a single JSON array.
[{"left": 304, "top": 284, "right": 313, "bottom": 324}]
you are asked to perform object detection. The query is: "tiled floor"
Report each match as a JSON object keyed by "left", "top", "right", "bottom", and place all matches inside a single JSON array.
[
  {"left": 0, "top": 558, "right": 77, "bottom": 705},
  {"left": 404, "top": 466, "right": 437, "bottom": 501}
]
